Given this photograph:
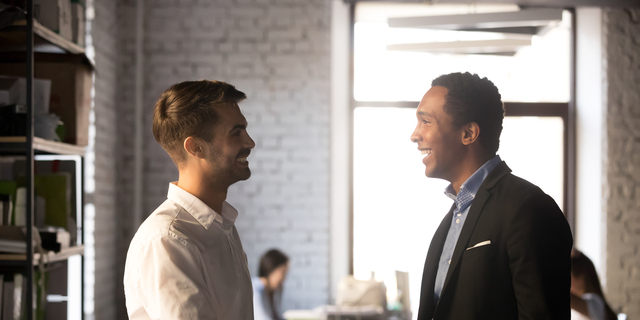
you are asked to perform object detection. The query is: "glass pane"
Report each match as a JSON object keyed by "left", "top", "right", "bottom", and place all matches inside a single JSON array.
[
  {"left": 499, "top": 116, "right": 564, "bottom": 209},
  {"left": 353, "top": 107, "right": 452, "bottom": 316},
  {"left": 353, "top": 108, "right": 564, "bottom": 319},
  {"left": 354, "top": 7, "right": 571, "bottom": 103}
]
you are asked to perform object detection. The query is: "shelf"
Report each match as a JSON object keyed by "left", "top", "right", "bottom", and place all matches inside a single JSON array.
[
  {"left": 0, "top": 245, "right": 85, "bottom": 267},
  {"left": 34, "top": 245, "right": 84, "bottom": 265},
  {"left": 0, "top": 137, "right": 86, "bottom": 156},
  {"left": 0, "top": 20, "right": 85, "bottom": 55}
]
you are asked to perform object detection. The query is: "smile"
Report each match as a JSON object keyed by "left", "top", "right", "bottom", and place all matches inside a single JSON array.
[
  {"left": 421, "top": 149, "right": 432, "bottom": 156},
  {"left": 237, "top": 157, "right": 248, "bottom": 163}
]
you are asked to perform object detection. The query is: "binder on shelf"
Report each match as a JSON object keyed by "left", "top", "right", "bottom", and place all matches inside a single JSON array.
[
  {"left": 0, "top": 275, "right": 3, "bottom": 317},
  {"left": 70, "top": 1, "right": 85, "bottom": 46},
  {"left": 1, "top": 274, "right": 14, "bottom": 320},
  {"left": 0, "top": 181, "right": 17, "bottom": 225},
  {"left": 15, "top": 173, "right": 71, "bottom": 231},
  {"left": 0, "top": 194, "right": 11, "bottom": 226}
]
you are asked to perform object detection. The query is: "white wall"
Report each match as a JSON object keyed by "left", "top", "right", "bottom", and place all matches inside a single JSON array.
[
  {"left": 575, "top": 7, "right": 605, "bottom": 277},
  {"left": 330, "top": 0, "right": 351, "bottom": 304}
]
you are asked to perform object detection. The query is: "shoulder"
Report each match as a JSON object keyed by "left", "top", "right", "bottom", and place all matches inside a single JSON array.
[
  {"left": 252, "top": 277, "right": 266, "bottom": 293},
  {"left": 126, "top": 200, "right": 196, "bottom": 258},
  {"left": 494, "top": 173, "right": 544, "bottom": 196},
  {"left": 488, "top": 172, "right": 558, "bottom": 211},
  {"left": 132, "top": 200, "right": 183, "bottom": 241},
  {"left": 486, "top": 172, "right": 569, "bottom": 232}
]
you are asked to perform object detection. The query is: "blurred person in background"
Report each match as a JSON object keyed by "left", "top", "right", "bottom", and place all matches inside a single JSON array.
[
  {"left": 253, "top": 249, "right": 290, "bottom": 320},
  {"left": 571, "top": 249, "right": 617, "bottom": 320}
]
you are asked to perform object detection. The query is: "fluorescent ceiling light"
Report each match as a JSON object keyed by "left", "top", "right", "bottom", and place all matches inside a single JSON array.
[
  {"left": 387, "top": 8, "right": 563, "bottom": 35},
  {"left": 386, "top": 39, "right": 532, "bottom": 56}
]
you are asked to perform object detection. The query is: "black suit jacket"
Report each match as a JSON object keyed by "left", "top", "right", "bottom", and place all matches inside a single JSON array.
[{"left": 417, "top": 161, "right": 573, "bottom": 320}]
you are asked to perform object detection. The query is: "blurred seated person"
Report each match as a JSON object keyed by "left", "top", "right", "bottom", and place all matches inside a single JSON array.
[
  {"left": 253, "top": 249, "right": 290, "bottom": 320},
  {"left": 570, "top": 249, "right": 617, "bottom": 320}
]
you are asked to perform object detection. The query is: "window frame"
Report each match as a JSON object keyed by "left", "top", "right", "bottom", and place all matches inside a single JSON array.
[{"left": 347, "top": 5, "right": 577, "bottom": 274}]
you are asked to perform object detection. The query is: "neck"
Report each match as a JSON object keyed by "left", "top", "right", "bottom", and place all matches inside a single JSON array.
[
  {"left": 450, "top": 152, "right": 494, "bottom": 194},
  {"left": 177, "top": 170, "right": 227, "bottom": 214}
]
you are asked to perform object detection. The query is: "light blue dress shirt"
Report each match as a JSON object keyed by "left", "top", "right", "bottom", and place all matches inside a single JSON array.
[
  {"left": 252, "top": 277, "right": 283, "bottom": 320},
  {"left": 433, "top": 155, "right": 502, "bottom": 304}
]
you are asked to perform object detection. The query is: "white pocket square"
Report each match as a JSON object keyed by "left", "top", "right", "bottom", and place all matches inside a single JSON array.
[{"left": 466, "top": 240, "right": 491, "bottom": 250}]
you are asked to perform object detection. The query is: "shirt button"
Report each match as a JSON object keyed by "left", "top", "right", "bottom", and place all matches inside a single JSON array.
[
  {"left": 457, "top": 213, "right": 461, "bottom": 217},
  {"left": 448, "top": 259, "right": 451, "bottom": 264},
  {"left": 456, "top": 218, "right": 460, "bottom": 224}
]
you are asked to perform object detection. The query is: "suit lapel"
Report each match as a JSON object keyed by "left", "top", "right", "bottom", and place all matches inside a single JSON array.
[
  {"left": 417, "top": 204, "right": 455, "bottom": 320},
  {"left": 434, "top": 162, "right": 512, "bottom": 316}
]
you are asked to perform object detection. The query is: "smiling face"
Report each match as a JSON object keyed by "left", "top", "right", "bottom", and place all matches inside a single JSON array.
[
  {"left": 410, "top": 86, "right": 466, "bottom": 182},
  {"left": 201, "top": 103, "right": 256, "bottom": 188}
]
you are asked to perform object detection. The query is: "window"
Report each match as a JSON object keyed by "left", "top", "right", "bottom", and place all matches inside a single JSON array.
[{"left": 350, "top": 3, "right": 572, "bottom": 318}]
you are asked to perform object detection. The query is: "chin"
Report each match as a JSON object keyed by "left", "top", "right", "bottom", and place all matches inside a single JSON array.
[{"left": 238, "top": 169, "right": 252, "bottom": 181}]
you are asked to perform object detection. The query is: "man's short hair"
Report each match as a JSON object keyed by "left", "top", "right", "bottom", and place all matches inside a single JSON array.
[
  {"left": 431, "top": 72, "right": 504, "bottom": 154},
  {"left": 152, "top": 80, "right": 246, "bottom": 165}
]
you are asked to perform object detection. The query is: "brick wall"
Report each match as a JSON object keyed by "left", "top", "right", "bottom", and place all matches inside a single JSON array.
[
  {"left": 113, "top": 0, "right": 137, "bottom": 318},
  {"left": 604, "top": 7, "right": 640, "bottom": 319},
  {"left": 111, "top": 0, "right": 332, "bottom": 314},
  {"left": 90, "top": 0, "right": 119, "bottom": 319}
]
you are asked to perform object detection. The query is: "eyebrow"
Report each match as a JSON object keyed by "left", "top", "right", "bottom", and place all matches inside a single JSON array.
[
  {"left": 417, "top": 111, "right": 432, "bottom": 117},
  {"left": 229, "top": 123, "right": 247, "bottom": 133}
]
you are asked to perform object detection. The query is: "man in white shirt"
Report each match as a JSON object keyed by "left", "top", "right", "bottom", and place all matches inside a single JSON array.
[{"left": 123, "top": 80, "right": 256, "bottom": 320}]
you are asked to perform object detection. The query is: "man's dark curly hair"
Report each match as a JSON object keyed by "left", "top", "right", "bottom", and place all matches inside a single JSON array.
[{"left": 431, "top": 72, "right": 504, "bottom": 154}]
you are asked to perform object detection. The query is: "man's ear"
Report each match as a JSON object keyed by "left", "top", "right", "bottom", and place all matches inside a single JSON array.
[
  {"left": 461, "top": 122, "right": 480, "bottom": 146},
  {"left": 184, "top": 136, "right": 205, "bottom": 159}
]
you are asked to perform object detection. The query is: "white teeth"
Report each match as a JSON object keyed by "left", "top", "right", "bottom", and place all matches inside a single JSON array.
[
  {"left": 421, "top": 150, "right": 432, "bottom": 156},
  {"left": 237, "top": 157, "right": 248, "bottom": 162}
]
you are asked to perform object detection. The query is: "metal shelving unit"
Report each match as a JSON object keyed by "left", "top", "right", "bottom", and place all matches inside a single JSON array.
[{"left": 0, "top": 1, "right": 88, "bottom": 319}]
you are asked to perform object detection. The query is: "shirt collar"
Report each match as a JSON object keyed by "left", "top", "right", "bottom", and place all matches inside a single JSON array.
[
  {"left": 445, "top": 155, "right": 502, "bottom": 209},
  {"left": 167, "top": 182, "right": 238, "bottom": 230}
]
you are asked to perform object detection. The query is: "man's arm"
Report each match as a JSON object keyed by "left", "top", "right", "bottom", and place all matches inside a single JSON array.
[
  {"left": 136, "top": 234, "right": 216, "bottom": 320},
  {"left": 507, "top": 192, "right": 573, "bottom": 320}
]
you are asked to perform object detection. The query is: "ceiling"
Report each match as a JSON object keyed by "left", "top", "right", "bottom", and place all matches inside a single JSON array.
[{"left": 345, "top": 0, "right": 640, "bottom": 8}]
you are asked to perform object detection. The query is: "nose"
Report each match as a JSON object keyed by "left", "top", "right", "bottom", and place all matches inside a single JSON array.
[
  {"left": 245, "top": 132, "right": 256, "bottom": 149},
  {"left": 410, "top": 125, "right": 421, "bottom": 143}
]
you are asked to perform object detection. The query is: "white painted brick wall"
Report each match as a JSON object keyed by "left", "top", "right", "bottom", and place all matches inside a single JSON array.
[
  {"left": 109, "top": 0, "right": 331, "bottom": 313},
  {"left": 604, "top": 8, "right": 640, "bottom": 319},
  {"left": 90, "top": 0, "right": 119, "bottom": 319}
]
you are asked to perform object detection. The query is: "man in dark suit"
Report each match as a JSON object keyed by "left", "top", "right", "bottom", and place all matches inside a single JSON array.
[{"left": 410, "top": 72, "right": 573, "bottom": 320}]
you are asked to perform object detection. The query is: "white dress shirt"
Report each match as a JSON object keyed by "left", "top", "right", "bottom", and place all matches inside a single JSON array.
[{"left": 124, "top": 183, "right": 254, "bottom": 320}]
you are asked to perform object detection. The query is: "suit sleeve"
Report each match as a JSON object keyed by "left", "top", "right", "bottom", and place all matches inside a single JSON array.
[
  {"left": 506, "top": 192, "right": 573, "bottom": 320},
  {"left": 136, "top": 234, "right": 216, "bottom": 320}
]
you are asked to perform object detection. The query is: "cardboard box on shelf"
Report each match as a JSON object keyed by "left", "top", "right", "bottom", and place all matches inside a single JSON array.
[
  {"left": 0, "top": 76, "right": 52, "bottom": 115},
  {"left": 34, "top": 0, "right": 73, "bottom": 42},
  {"left": 0, "top": 53, "right": 93, "bottom": 146}
]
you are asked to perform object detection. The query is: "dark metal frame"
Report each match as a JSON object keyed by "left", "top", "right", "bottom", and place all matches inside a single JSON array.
[
  {"left": 347, "top": 4, "right": 577, "bottom": 273},
  {"left": 26, "top": 2, "right": 35, "bottom": 319}
]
